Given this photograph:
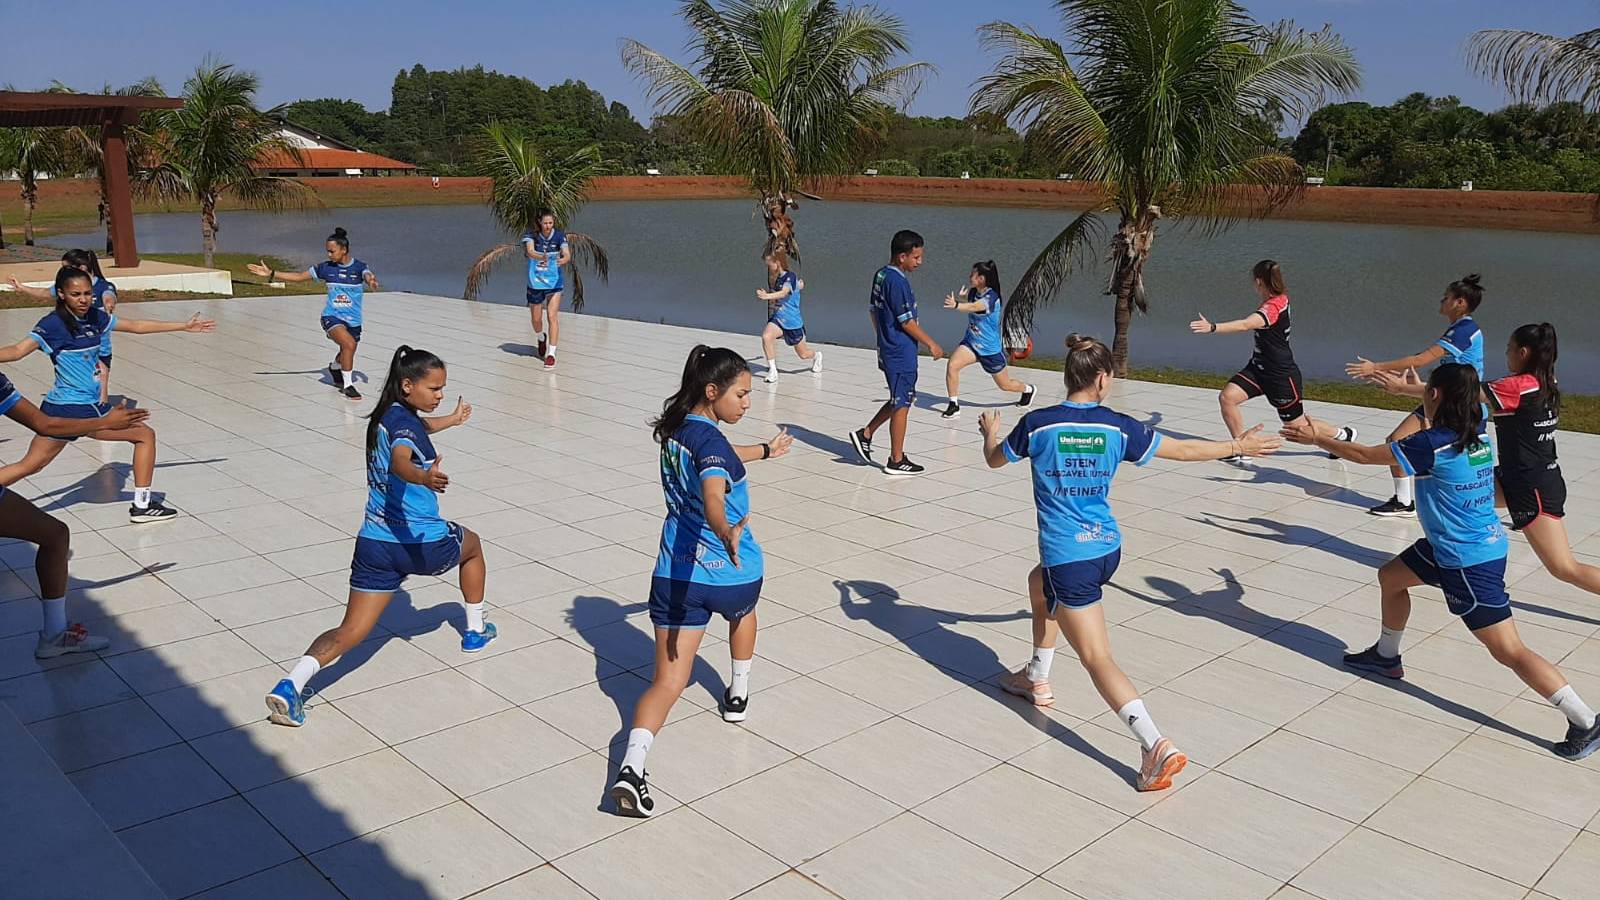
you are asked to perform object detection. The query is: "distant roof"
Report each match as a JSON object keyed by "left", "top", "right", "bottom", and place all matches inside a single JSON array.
[
  {"left": 0, "top": 90, "right": 182, "bottom": 127},
  {"left": 255, "top": 147, "right": 417, "bottom": 170},
  {"left": 274, "top": 118, "right": 360, "bottom": 152}
]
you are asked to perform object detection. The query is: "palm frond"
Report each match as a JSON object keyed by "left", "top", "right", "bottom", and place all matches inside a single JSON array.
[
  {"left": 1003, "top": 208, "right": 1108, "bottom": 344},
  {"left": 562, "top": 232, "right": 610, "bottom": 312},
  {"left": 1468, "top": 27, "right": 1600, "bottom": 111},
  {"left": 462, "top": 242, "right": 523, "bottom": 302}
]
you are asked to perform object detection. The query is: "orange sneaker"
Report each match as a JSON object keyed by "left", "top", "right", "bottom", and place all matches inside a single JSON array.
[
  {"left": 999, "top": 666, "right": 1054, "bottom": 707},
  {"left": 1137, "top": 737, "right": 1187, "bottom": 792}
]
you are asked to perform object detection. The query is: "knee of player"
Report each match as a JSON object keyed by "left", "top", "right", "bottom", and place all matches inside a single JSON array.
[{"left": 43, "top": 514, "right": 70, "bottom": 550}]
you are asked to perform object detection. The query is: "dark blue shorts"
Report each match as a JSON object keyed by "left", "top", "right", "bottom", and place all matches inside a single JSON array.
[
  {"left": 1041, "top": 548, "right": 1122, "bottom": 614},
  {"left": 648, "top": 576, "right": 762, "bottom": 629},
  {"left": 1398, "top": 539, "right": 1512, "bottom": 631},
  {"left": 963, "top": 340, "right": 1008, "bottom": 375},
  {"left": 350, "top": 522, "right": 464, "bottom": 593},
  {"left": 526, "top": 286, "right": 562, "bottom": 305},
  {"left": 321, "top": 316, "right": 361, "bottom": 343},
  {"left": 883, "top": 368, "right": 917, "bottom": 410},
  {"left": 770, "top": 320, "right": 807, "bottom": 346},
  {"left": 40, "top": 400, "right": 112, "bottom": 443}
]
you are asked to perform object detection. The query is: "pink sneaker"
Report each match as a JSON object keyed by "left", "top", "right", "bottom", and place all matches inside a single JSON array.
[
  {"left": 999, "top": 666, "right": 1054, "bottom": 707},
  {"left": 1137, "top": 737, "right": 1188, "bottom": 792},
  {"left": 544, "top": 355, "right": 556, "bottom": 370}
]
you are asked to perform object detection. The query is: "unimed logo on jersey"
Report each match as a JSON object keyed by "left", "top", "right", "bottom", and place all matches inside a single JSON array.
[
  {"left": 1057, "top": 432, "right": 1107, "bottom": 455},
  {"left": 1468, "top": 444, "right": 1493, "bottom": 467}
]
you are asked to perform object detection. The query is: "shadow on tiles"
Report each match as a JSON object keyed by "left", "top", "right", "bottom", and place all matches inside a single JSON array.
[
  {"left": 499, "top": 342, "right": 540, "bottom": 358},
  {"left": 302, "top": 589, "right": 464, "bottom": 697},
  {"left": 1200, "top": 466, "right": 1379, "bottom": 507},
  {"left": 1121, "top": 568, "right": 1549, "bottom": 749},
  {"left": 30, "top": 459, "right": 227, "bottom": 514},
  {"left": 251, "top": 367, "right": 369, "bottom": 387},
  {"left": 1189, "top": 514, "right": 1391, "bottom": 566},
  {"left": 831, "top": 578, "right": 1142, "bottom": 788},
  {"left": 780, "top": 423, "right": 864, "bottom": 465},
  {"left": 3, "top": 531, "right": 436, "bottom": 897}
]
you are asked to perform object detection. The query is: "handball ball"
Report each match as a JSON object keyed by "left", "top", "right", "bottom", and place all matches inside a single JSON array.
[{"left": 1009, "top": 337, "right": 1034, "bottom": 361}]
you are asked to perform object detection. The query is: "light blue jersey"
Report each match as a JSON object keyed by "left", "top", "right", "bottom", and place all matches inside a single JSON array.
[
  {"left": 962, "top": 287, "right": 1003, "bottom": 356},
  {"left": 1391, "top": 425, "right": 1506, "bottom": 568},
  {"left": 768, "top": 270, "right": 803, "bottom": 330},
  {"left": 654, "top": 415, "right": 763, "bottom": 585},
  {"left": 1002, "top": 402, "right": 1161, "bottom": 566},
  {"left": 31, "top": 309, "right": 115, "bottom": 405},
  {"left": 522, "top": 228, "right": 567, "bottom": 291},
  {"left": 1437, "top": 317, "right": 1484, "bottom": 378},
  {"left": 360, "top": 403, "right": 450, "bottom": 544},
  {"left": 312, "top": 259, "right": 373, "bottom": 328}
]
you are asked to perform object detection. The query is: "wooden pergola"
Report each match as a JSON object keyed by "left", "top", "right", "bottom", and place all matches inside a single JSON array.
[{"left": 0, "top": 91, "right": 184, "bottom": 268}]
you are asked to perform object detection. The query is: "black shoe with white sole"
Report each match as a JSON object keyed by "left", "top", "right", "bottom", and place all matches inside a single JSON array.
[
  {"left": 1553, "top": 717, "right": 1600, "bottom": 761},
  {"left": 722, "top": 688, "right": 748, "bottom": 723},
  {"left": 1369, "top": 496, "right": 1416, "bottom": 518},
  {"left": 849, "top": 429, "right": 873, "bottom": 464},
  {"left": 609, "top": 766, "right": 655, "bottom": 817},
  {"left": 129, "top": 501, "right": 179, "bottom": 524},
  {"left": 1328, "top": 426, "right": 1357, "bottom": 459},
  {"left": 940, "top": 401, "right": 960, "bottom": 419},
  {"left": 1018, "top": 385, "right": 1036, "bottom": 407},
  {"left": 883, "top": 456, "right": 925, "bottom": 476},
  {"left": 341, "top": 384, "right": 363, "bottom": 402}
]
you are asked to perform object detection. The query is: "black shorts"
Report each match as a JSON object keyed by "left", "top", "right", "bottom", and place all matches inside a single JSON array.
[
  {"left": 1496, "top": 466, "right": 1566, "bottom": 531},
  {"left": 1230, "top": 362, "right": 1304, "bottom": 422}
]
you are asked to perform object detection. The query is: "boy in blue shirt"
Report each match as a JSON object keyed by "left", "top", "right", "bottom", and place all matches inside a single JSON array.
[
  {"left": 849, "top": 230, "right": 943, "bottom": 476},
  {"left": 755, "top": 250, "right": 821, "bottom": 382},
  {"left": 522, "top": 213, "right": 570, "bottom": 370}
]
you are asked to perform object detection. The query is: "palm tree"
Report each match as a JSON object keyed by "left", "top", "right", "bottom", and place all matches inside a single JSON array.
[
  {"left": 972, "top": 1, "right": 1360, "bottom": 373},
  {"left": 621, "top": 0, "right": 930, "bottom": 259},
  {"left": 50, "top": 78, "right": 178, "bottom": 257},
  {"left": 148, "top": 61, "right": 315, "bottom": 267},
  {"left": 1468, "top": 25, "right": 1600, "bottom": 111},
  {"left": 0, "top": 120, "right": 67, "bottom": 246},
  {"left": 463, "top": 122, "right": 609, "bottom": 309}
]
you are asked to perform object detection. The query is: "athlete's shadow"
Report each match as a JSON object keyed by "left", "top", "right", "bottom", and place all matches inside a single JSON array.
[
  {"left": 499, "top": 343, "right": 540, "bottom": 358},
  {"left": 30, "top": 458, "right": 226, "bottom": 512},
  {"left": 834, "top": 578, "right": 1140, "bottom": 787},
  {"left": 251, "top": 367, "right": 368, "bottom": 387},
  {"left": 1201, "top": 469, "right": 1377, "bottom": 507},
  {"left": 1121, "top": 569, "right": 1548, "bottom": 748},
  {"left": 301, "top": 588, "right": 463, "bottom": 696},
  {"left": 781, "top": 423, "right": 864, "bottom": 465},
  {"left": 1188, "top": 514, "right": 1391, "bottom": 566}
]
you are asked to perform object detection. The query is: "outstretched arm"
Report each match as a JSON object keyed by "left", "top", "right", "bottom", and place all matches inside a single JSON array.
[
  {"left": 0, "top": 336, "right": 40, "bottom": 364},
  {"left": 5, "top": 277, "right": 51, "bottom": 300},
  {"left": 1155, "top": 424, "right": 1281, "bottom": 461},
  {"left": 1281, "top": 415, "right": 1398, "bottom": 465},
  {"left": 6, "top": 396, "right": 148, "bottom": 438},
  {"left": 1347, "top": 344, "right": 1445, "bottom": 378},
  {"left": 115, "top": 313, "right": 216, "bottom": 335},
  {"left": 246, "top": 261, "right": 315, "bottom": 283},
  {"left": 1190, "top": 311, "right": 1265, "bottom": 335}
]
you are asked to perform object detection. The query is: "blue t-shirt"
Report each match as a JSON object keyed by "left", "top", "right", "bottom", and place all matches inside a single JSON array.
[
  {"left": 1390, "top": 426, "right": 1506, "bottom": 568},
  {"left": 654, "top": 414, "right": 763, "bottom": 585},
  {"left": 769, "top": 270, "right": 803, "bottom": 330},
  {"left": 311, "top": 259, "right": 373, "bottom": 327},
  {"left": 0, "top": 370, "right": 20, "bottom": 418},
  {"left": 522, "top": 228, "right": 567, "bottom": 291},
  {"left": 870, "top": 265, "right": 918, "bottom": 371},
  {"left": 1003, "top": 402, "right": 1162, "bottom": 566},
  {"left": 962, "top": 287, "right": 1003, "bottom": 356},
  {"left": 360, "top": 403, "right": 450, "bottom": 544},
  {"left": 1437, "top": 317, "right": 1484, "bottom": 378},
  {"left": 31, "top": 309, "right": 116, "bottom": 405}
]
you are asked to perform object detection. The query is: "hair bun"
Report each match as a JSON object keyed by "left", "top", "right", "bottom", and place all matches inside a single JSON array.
[
  {"left": 1462, "top": 273, "right": 1481, "bottom": 287},
  {"left": 332, "top": 227, "right": 348, "bottom": 238}
]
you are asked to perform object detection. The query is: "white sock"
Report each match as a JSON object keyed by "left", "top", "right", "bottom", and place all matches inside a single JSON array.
[
  {"left": 465, "top": 601, "right": 485, "bottom": 633},
  {"left": 340, "top": 369, "right": 354, "bottom": 388},
  {"left": 1549, "top": 684, "right": 1598, "bottom": 730},
  {"left": 547, "top": 344, "right": 556, "bottom": 357},
  {"left": 1376, "top": 626, "right": 1405, "bottom": 658},
  {"left": 1027, "top": 646, "right": 1055, "bottom": 682},
  {"left": 622, "top": 727, "right": 653, "bottom": 772},
  {"left": 287, "top": 655, "right": 321, "bottom": 694},
  {"left": 40, "top": 596, "right": 67, "bottom": 638},
  {"left": 133, "top": 486, "right": 151, "bottom": 509},
  {"left": 811, "top": 350, "right": 822, "bottom": 369},
  {"left": 765, "top": 358, "right": 777, "bottom": 372},
  {"left": 1394, "top": 476, "right": 1414, "bottom": 506},
  {"left": 949, "top": 395, "right": 959, "bottom": 405},
  {"left": 1118, "top": 698, "right": 1162, "bottom": 751},
  {"left": 730, "top": 657, "right": 753, "bottom": 698},
  {"left": 535, "top": 331, "right": 545, "bottom": 343}
]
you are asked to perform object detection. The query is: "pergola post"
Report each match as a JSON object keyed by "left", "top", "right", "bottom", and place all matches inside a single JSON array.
[{"left": 102, "top": 114, "right": 139, "bottom": 268}]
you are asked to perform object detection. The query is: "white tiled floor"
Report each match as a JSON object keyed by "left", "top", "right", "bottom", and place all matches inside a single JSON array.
[{"left": 3, "top": 292, "right": 1600, "bottom": 899}]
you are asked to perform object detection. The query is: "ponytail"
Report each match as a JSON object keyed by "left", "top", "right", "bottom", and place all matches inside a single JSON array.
[
  {"left": 1510, "top": 322, "right": 1560, "bottom": 415},
  {"left": 61, "top": 248, "right": 106, "bottom": 282},
  {"left": 1252, "top": 259, "right": 1286, "bottom": 296},
  {"left": 1063, "top": 333, "right": 1113, "bottom": 393},
  {"left": 972, "top": 260, "right": 1002, "bottom": 299},
  {"left": 1427, "top": 363, "right": 1485, "bottom": 454},
  {"left": 366, "top": 345, "right": 445, "bottom": 453},
  {"left": 651, "top": 345, "right": 749, "bottom": 444}
]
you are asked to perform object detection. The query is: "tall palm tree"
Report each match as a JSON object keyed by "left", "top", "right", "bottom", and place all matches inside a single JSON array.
[
  {"left": 0, "top": 119, "right": 67, "bottom": 246},
  {"left": 621, "top": 0, "right": 930, "bottom": 259},
  {"left": 148, "top": 61, "right": 315, "bottom": 267},
  {"left": 972, "top": 1, "right": 1360, "bottom": 373},
  {"left": 463, "top": 122, "right": 609, "bottom": 309},
  {"left": 50, "top": 78, "right": 178, "bottom": 256}
]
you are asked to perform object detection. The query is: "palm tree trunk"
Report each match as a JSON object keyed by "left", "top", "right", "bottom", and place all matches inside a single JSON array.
[
  {"left": 201, "top": 196, "right": 218, "bottom": 268},
  {"left": 22, "top": 179, "right": 37, "bottom": 246},
  {"left": 100, "top": 172, "right": 114, "bottom": 255},
  {"left": 1106, "top": 209, "right": 1159, "bottom": 377},
  {"left": 1111, "top": 268, "right": 1136, "bottom": 377}
]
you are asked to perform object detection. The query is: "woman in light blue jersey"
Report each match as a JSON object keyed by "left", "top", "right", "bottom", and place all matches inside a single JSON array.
[
  {"left": 265, "top": 345, "right": 489, "bottom": 728},
  {"left": 755, "top": 250, "right": 820, "bottom": 383},
  {"left": 610, "top": 345, "right": 792, "bottom": 817},
  {"left": 940, "top": 260, "right": 1034, "bottom": 418},
  {"left": 248, "top": 227, "right": 378, "bottom": 401},
  {"left": 8, "top": 249, "right": 120, "bottom": 404},
  {"left": 1288, "top": 363, "right": 1600, "bottom": 760},
  {"left": 982, "top": 334, "right": 1280, "bottom": 791}
]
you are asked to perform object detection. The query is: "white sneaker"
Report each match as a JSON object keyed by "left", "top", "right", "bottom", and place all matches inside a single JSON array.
[
  {"left": 35, "top": 624, "right": 110, "bottom": 659},
  {"left": 764, "top": 368, "right": 778, "bottom": 384},
  {"left": 811, "top": 350, "right": 823, "bottom": 374}
]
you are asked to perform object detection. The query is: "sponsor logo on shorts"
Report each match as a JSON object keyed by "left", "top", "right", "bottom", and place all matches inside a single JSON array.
[{"left": 1057, "top": 432, "right": 1108, "bottom": 456}]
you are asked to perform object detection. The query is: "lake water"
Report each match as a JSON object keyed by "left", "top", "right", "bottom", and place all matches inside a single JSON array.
[{"left": 52, "top": 199, "right": 1600, "bottom": 389}]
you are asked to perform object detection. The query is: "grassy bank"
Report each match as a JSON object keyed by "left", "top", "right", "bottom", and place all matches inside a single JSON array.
[
  {"left": 0, "top": 253, "right": 322, "bottom": 309},
  {"left": 1012, "top": 355, "right": 1600, "bottom": 435}
]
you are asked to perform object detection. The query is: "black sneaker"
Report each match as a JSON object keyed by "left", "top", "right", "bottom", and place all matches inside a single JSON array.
[
  {"left": 536, "top": 337, "right": 547, "bottom": 359},
  {"left": 883, "top": 456, "right": 925, "bottom": 477},
  {"left": 849, "top": 429, "right": 873, "bottom": 463},
  {"left": 129, "top": 500, "right": 179, "bottom": 524},
  {"left": 1018, "top": 385, "right": 1036, "bottom": 408},
  {"left": 1343, "top": 644, "right": 1404, "bottom": 679},
  {"left": 1553, "top": 717, "right": 1600, "bottom": 761},
  {"left": 609, "top": 766, "right": 655, "bottom": 817},
  {"left": 940, "top": 401, "right": 960, "bottom": 419},
  {"left": 722, "top": 688, "right": 748, "bottom": 723},
  {"left": 327, "top": 364, "right": 342, "bottom": 388},
  {"left": 1369, "top": 496, "right": 1416, "bottom": 518},
  {"left": 1329, "top": 426, "right": 1357, "bottom": 459},
  {"left": 341, "top": 384, "right": 363, "bottom": 402}
]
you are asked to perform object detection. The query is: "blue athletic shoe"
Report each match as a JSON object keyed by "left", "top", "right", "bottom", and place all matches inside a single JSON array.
[
  {"left": 265, "top": 679, "right": 305, "bottom": 727},
  {"left": 461, "top": 621, "right": 498, "bottom": 653}
]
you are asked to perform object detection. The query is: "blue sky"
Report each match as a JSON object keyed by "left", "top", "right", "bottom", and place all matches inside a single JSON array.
[{"left": 4, "top": 1, "right": 1595, "bottom": 125}]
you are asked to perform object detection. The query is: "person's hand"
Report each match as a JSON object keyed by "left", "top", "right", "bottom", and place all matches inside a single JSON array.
[
  {"left": 1236, "top": 423, "right": 1283, "bottom": 456},
  {"left": 184, "top": 313, "right": 217, "bottom": 333},
  {"left": 424, "top": 454, "right": 449, "bottom": 493},
  {"left": 719, "top": 515, "right": 747, "bottom": 568},
  {"left": 246, "top": 261, "right": 271, "bottom": 277},
  {"left": 755, "top": 289, "right": 766, "bottom": 301},
  {"left": 1346, "top": 356, "right": 1377, "bottom": 378},
  {"left": 979, "top": 409, "right": 1002, "bottom": 440},
  {"left": 450, "top": 396, "right": 472, "bottom": 426},
  {"left": 1278, "top": 418, "right": 1317, "bottom": 445},
  {"left": 1189, "top": 312, "right": 1212, "bottom": 334},
  {"left": 944, "top": 291, "right": 959, "bottom": 309},
  {"left": 99, "top": 399, "right": 149, "bottom": 430},
  {"left": 6, "top": 275, "right": 22, "bottom": 290},
  {"left": 928, "top": 340, "right": 945, "bottom": 361},
  {"left": 364, "top": 271, "right": 379, "bottom": 289},
  {"left": 767, "top": 428, "right": 793, "bottom": 458},
  {"left": 796, "top": 278, "right": 805, "bottom": 291}
]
